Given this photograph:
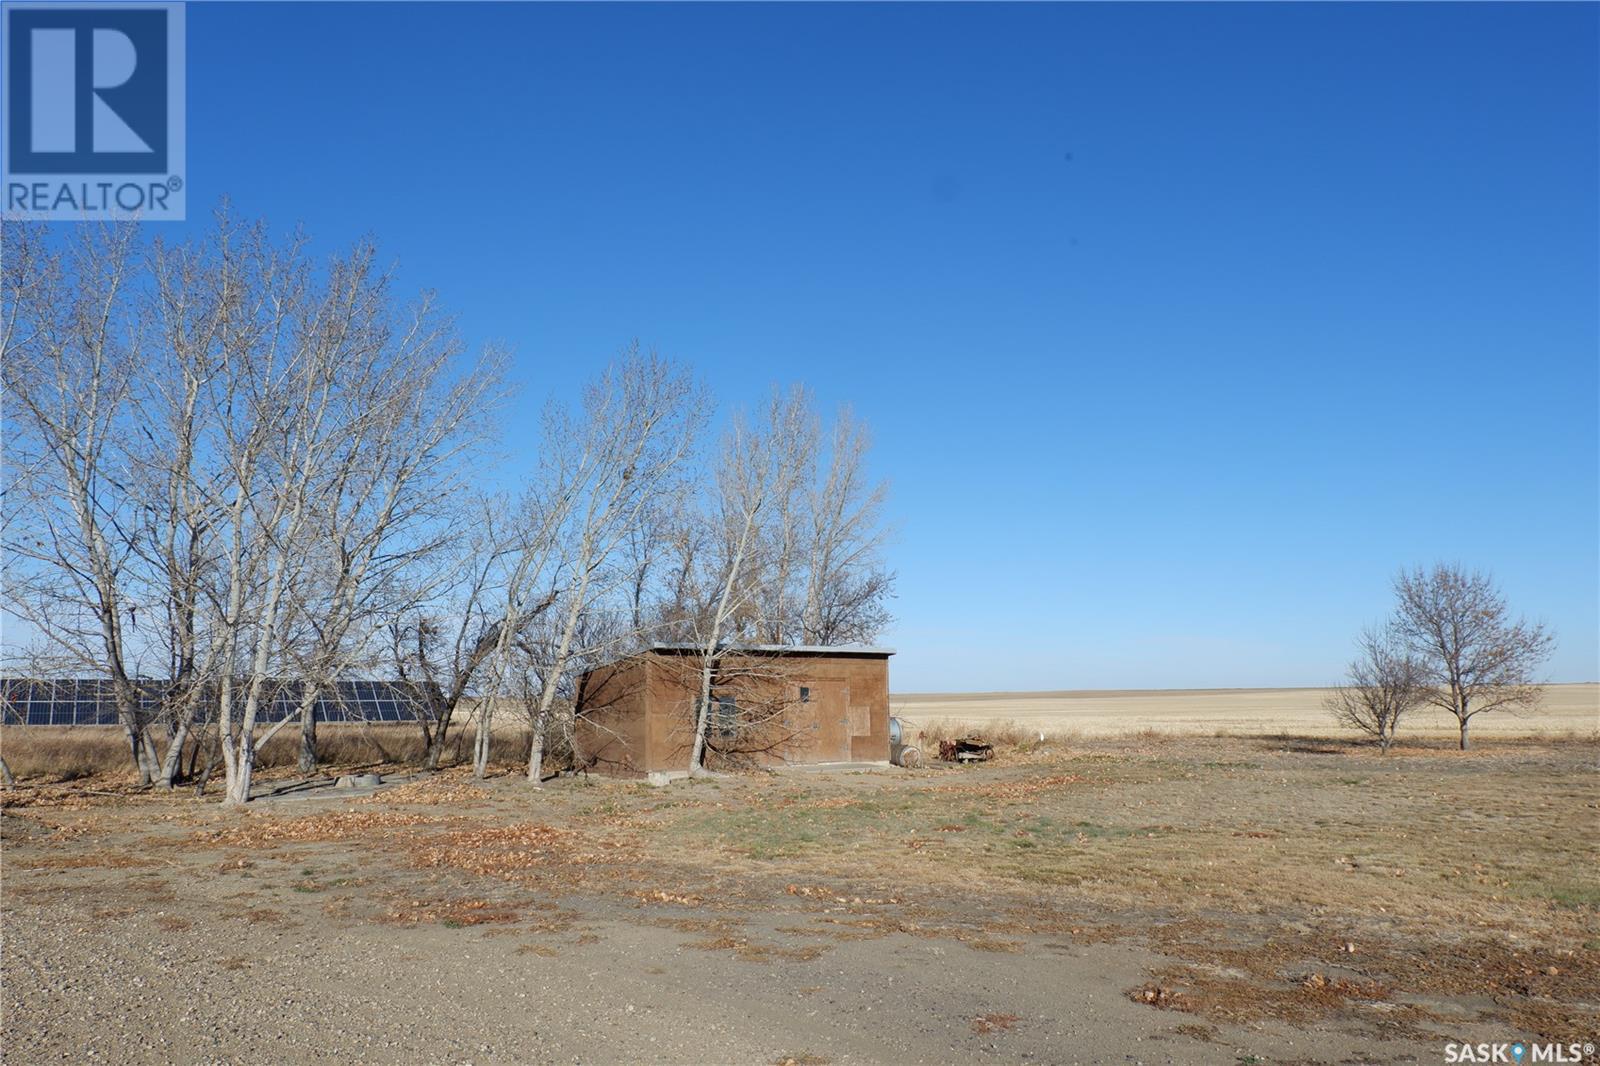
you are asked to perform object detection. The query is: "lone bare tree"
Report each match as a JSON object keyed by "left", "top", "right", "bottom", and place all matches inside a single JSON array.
[
  {"left": 1391, "top": 565, "right": 1554, "bottom": 750},
  {"left": 1325, "top": 624, "right": 1425, "bottom": 752}
]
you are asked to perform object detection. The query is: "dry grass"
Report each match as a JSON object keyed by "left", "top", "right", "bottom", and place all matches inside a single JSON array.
[
  {"left": 894, "top": 683, "right": 1599, "bottom": 739},
  {"left": 0, "top": 724, "right": 533, "bottom": 783},
  {"left": 614, "top": 735, "right": 1598, "bottom": 1037},
  {"left": 12, "top": 683, "right": 1591, "bottom": 783},
  {"left": 0, "top": 728, "right": 143, "bottom": 780},
  {"left": 645, "top": 735, "right": 1600, "bottom": 946},
  {"left": 908, "top": 715, "right": 1600, "bottom": 763},
  {"left": 908, "top": 717, "right": 1076, "bottom": 752},
  {"left": 7, "top": 732, "right": 1596, "bottom": 1044}
]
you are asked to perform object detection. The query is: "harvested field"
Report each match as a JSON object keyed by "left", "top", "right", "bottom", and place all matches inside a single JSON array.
[
  {"left": 2, "top": 733, "right": 1596, "bottom": 1064},
  {"left": 893, "top": 682, "right": 1599, "bottom": 739}
]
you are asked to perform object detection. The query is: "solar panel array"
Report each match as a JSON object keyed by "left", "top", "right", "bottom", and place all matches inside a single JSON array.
[
  {"left": 0, "top": 679, "right": 430, "bottom": 727},
  {"left": 0, "top": 679, "right": 156, "bottom": 726}
]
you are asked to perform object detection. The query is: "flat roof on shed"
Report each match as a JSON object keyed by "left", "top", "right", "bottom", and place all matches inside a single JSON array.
[{"left": 646, "top": 642, "right": 895, "bottom": 658}]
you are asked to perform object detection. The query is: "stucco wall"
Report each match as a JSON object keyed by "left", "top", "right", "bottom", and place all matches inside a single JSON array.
[
  {"left": 575, "top": 650, "right": 891, "bottom": 775},
  {"left": 572, "top": 658, "right": 650, "bottom": 775}
]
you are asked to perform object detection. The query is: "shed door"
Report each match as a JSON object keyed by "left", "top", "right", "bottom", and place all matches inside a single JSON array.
[{"left": 812, "top": 681, "right": 853, "bottom": 763}]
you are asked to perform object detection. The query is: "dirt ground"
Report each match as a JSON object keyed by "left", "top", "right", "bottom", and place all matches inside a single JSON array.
[
  {"left": 3, "top": 735, "right": 1597, "bottom": 1065},
  {"left": 893, "top": 683, "right": 1600, "bottom": 739}
]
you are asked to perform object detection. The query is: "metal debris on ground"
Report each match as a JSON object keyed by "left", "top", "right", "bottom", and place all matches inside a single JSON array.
[{"left": 938, "top": 736, "right": 995, "bottom": 763}]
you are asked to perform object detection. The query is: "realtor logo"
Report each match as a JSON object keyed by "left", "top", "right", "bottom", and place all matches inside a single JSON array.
[{"left": 3, "top": 2, "right": 185, "bottom": 219}]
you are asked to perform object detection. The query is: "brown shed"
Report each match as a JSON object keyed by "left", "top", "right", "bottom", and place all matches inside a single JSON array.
[{"left": 573, "top": 643, "right": 894, "bottom": 777}]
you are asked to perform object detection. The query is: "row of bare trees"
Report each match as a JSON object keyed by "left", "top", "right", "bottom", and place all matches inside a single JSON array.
[
  {"left": 1327, "top": 564, "right": 1553, "bottom": 751},
  {"left": 1, "top": 216, "right": 896, "bottom": 801}
]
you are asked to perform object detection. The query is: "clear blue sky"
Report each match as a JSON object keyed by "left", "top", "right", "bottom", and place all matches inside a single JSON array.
[{"left": 176, "top": 2, "right": 1595, "bottom": 691}]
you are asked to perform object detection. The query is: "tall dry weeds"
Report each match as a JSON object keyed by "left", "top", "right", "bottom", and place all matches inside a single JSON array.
[{"left": 0, "top": 725, "right": 533, "bottom": 783}]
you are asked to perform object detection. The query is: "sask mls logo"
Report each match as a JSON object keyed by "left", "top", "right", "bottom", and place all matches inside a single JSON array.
[
  {"left": 3, "top": 1, "right": 185, "bottom": 220},
  {"left": 1446, "top": 1041, "right": 1596, "bottom": 1063}
]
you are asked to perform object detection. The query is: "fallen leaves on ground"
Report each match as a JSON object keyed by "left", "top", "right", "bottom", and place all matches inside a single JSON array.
[
  {"left": 935, "top": 773, "right": 1085, "bottom": 800},
  {"left": 685, "top": 935, "right": 827, "bottom": 963},
  {"left": 1130, "top": 966, "right": 1401, "bottom": 1030},
  {"left": 635, "top": 889, "right": 703, "bottom": 906},
  {"left": 784, "top": 884, "right": 901, "bottom": 905},
  {"left": 376, "top": 897, "right": 521, "bottom": 927},
  {"left": 356, "top": 774, "right": 489, "bottom": 807},
  {"left": 970, "top": 1012, "right": 1021, "bottom": 1034},
  {"left": 197, "top": 810, "right": 455, "bottom": 848},
  {"left": 1128, "top": 984, "right": 1186, "bottom": 1009},
  {"left": 407, "top": 822, "right": 639, "bottom": 879},
  {"left": 12, "top": 851, "right": 162, "bottom": 870}
]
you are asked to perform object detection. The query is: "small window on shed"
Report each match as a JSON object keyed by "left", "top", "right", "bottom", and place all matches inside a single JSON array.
[
  {"left": 715, "top": 695, "right": 738, "bottom": 737},
  {"left": 798, "top": 686, "right": 810, "bottom": 703}
]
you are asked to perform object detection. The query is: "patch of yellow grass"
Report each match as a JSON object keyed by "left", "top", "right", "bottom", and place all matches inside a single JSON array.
[
  {"left": 893, "top": 683, "right": 1599, "bottom": 739},
  {"left": 0, "top": 724, "right": 532, "bottom": 783}
]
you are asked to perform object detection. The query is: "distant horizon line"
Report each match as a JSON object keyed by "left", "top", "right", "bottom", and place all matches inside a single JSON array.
[{"left": 891, "top": 680, "right": 1600, "bottom": 700}]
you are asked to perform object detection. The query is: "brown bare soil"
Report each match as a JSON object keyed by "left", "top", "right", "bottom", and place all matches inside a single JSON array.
[{"left": 2, "top": 735, "right": 1596, "bottom": 1064}]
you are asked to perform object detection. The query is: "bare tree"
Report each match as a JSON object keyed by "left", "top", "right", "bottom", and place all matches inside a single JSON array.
[
  {"left": 4, "top": 220, "right": 893, "bottom": 799},
  {"left": 388, "top": 496, "right": 535, "bottom": 771},
  {"left": 685, "top": 388, "right": 811, "bottom": 773},
  {"left": 127, "top": 218, "right": 263, "bottom": 789},
  {"left": 275, "top": 295, "right": 504, "bottom": 771},
  {"left": 469, "top": 476, "right": 579, "bottom": 780},
  {"left": 650, "top": 507, "right": 710, "bottom": 638},
  {"left": 801, "top": 407, "right": 894, "bottom": 645},
  {"left": 1391, "top": 564, "right": 1555, "bottom": 750},
  {"left": 160, "top": 226, "right": 503, "bottom": 804},
  {"left": 207, "top": 239, "right": 345, "bottom": 804},
  {"left": 653, "top": 648, "right": 811, "bottom": 769},
  {"left": 756, "top": 396, "right": 817, "bottom": 643},
  {"left": 1325, "top": 624, "right": 1425, "bottom": 752},
  {"left": 389, "top": 595, "right": 496, "bottom": 772},
  {"left": 1, "top": 223, "right": 159, "bottom": 782},
  {"left": 620, "top": 498, "right": 676, "bottom": 635},
  {"left": 517, "top": 348, "right": 705, "bottom": 783},
  {"left": 697, "top": 396, "right": 893, "bottom": 649}
]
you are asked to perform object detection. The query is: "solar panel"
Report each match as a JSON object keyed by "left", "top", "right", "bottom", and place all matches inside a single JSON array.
[
  {"left": 246, "top": 680, "right": 430, "bottom": 724},
  {"left": 0, "top": 678, "right": 431, "bottom": 726},
  {"left": 0, "top": 679, "right": 164, "bottom": 727}
]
